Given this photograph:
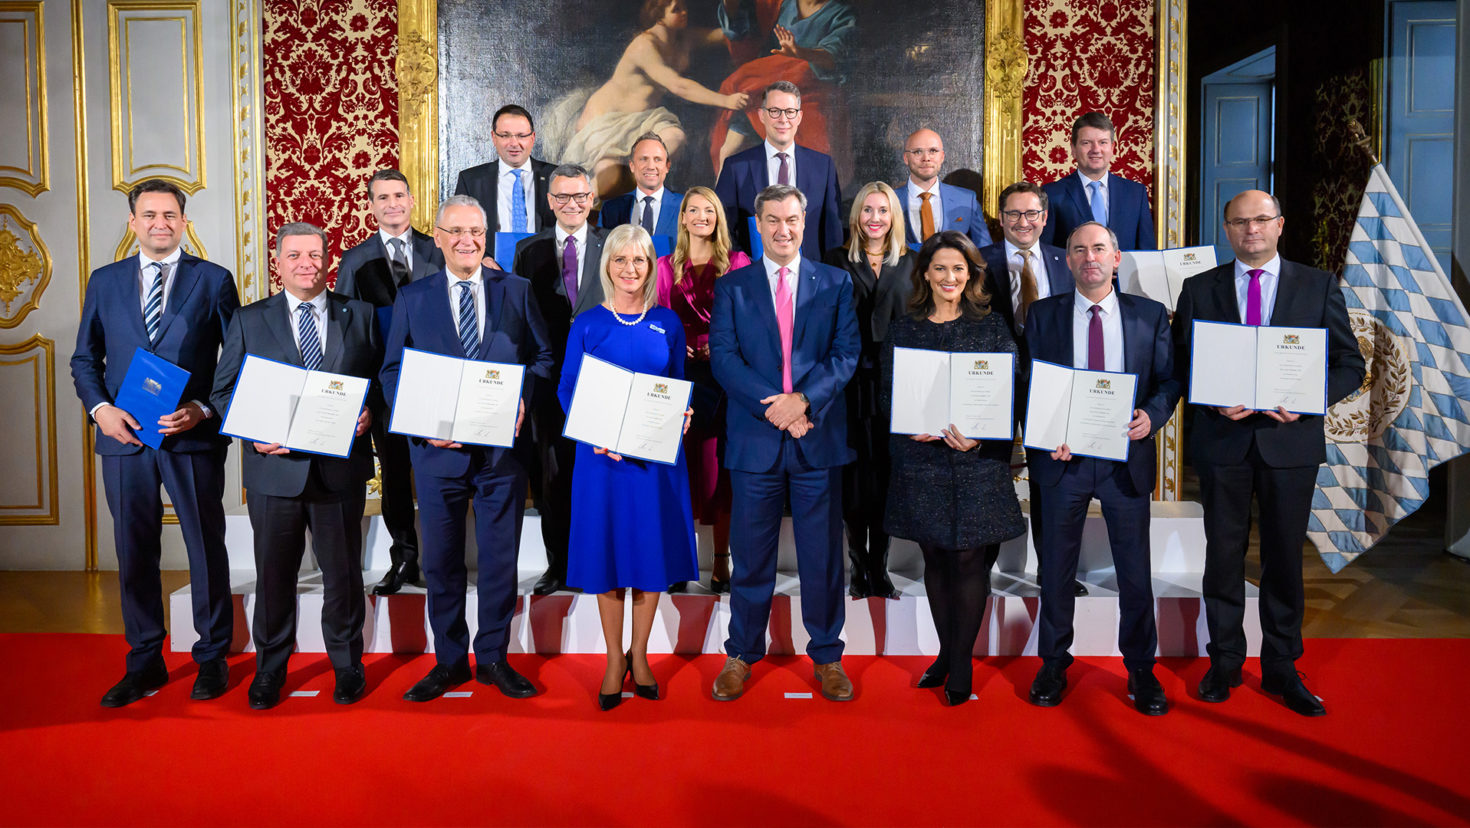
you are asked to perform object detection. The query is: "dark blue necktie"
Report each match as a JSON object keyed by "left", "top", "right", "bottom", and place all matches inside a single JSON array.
[
  {"left": 457, "top": 281, "right": 479, "bottom": 357},
  {"left": 297, "top": 302, "right": 322, "bottom": 371}
]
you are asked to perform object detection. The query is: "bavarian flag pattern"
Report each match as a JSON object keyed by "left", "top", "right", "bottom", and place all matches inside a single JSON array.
[{"left": 1309, "top": 164, "right": 1470, "bottom": 572}]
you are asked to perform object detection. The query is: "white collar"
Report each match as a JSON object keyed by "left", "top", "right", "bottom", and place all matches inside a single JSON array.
[
  {"left": 1073, "top": 287, "right": 1119, "bottom": 316},
  {"left": 1234, "top": 254, "right": 1281, "bottom": 280},
  {"left": 555, "top": 223, "right": 588, "bottom": 247},
  {"left": 137, "top": 247, "right": 183, "bottom": 271}
]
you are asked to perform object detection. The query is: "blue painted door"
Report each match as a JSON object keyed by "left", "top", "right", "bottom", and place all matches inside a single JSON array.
[
  {"left": 1384, "top": 0, "right": 1456, "bottom": 273},
  {"left": 1200, "top": 82, "right": 1273, "bottom": 262}
]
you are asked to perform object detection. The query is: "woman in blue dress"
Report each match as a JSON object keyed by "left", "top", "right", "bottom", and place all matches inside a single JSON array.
[{"left": 559, "top": 223, "right": 697, "bottom": 710}]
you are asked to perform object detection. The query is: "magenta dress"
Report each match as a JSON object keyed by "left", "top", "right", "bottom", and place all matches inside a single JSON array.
[{"left": 655, "top": 250, "right": 751, "bottom": 524}]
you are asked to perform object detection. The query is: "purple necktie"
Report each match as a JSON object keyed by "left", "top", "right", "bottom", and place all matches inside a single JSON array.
[
  {"left": 1245, "top": 268, "right": 1263, "bottom": 326},
  {"left": 776, "top": 152, "right": 790, "bottom": 186},
  {"left": 561, "top": 236, "right": 579, "bottom": 307},
  {"left": 1088, "top": 305, "right": 1104, "bottom": 371}
]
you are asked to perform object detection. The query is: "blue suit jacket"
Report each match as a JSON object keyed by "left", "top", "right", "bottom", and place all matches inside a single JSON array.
[
  {"left": 598, "top": 189, "right": 684, "bottom": 238},
  {"left": 714, "top": 144, "right": 843, "bottom": 260},
  {"left": 710, "top": 259, "right": 858, "bottom": 471},
  {"left": 1042, "top": 173, "right": 1157, "bottom": 252},
  {"left": 1024, "top": 290, "right": 1180, "bottom": 495},
  {"left": 978, "top": 241, "right": 1073, "bottom": 337},
  {"left": 894, "top": 181, "right": 993, "bottom": 249},
  {"left": 379, "top": 269, "right": 555, "bottom": 478},
  {"left": 71, "top": 253, "right": 240, "bottom": 455}
]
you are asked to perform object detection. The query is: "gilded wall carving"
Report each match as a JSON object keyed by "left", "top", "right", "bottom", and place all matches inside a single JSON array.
[{"left": 0, "top": 204, "right": 50, "bottom": 328}]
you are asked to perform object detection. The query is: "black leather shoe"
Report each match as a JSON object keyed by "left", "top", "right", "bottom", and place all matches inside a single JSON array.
[
  {"left": 190, "top": 658, "right": 229, "bottom": 700},
  {"left": 372, "top": 560, "right": 421, "bottom": 595},
  {"left": 710, "top": 553, "right": 731, "bottom": 594},
  {"left": 247, "top": 670, "right": 285, "bottom": 710},
  {"left": 666, "top": 581, "right": 688, "bottom": 593},
  {"left": 1029, "top": 662, "right": 1067, "bottom": 707},
  {"left": 944, "top": 688, "right": 971, "bottom": 706},
  {"left": 333, "top": 665, "right": 366, "bottom": 705},
  {"left": 916, "top": 658, "right": 948, "bottom": 689},
  {"left": 1261, "top": 671, "right": 1327, "bottom": 717},
  {"left": 1073, "top": 579, "right": 1089, "bottom": 596},
  {"left": 869, "top": 569, "right": 899, "bottom": 600},
  {"left": 403, "top": 662, "right": 471, "bottom": 702},
  {"left": 1198, "top": 664, "right": 1243, "bottom": 703},
  {"left": 476, "top": 660, "right": 538, "bottom": 698},
  {"left": 847, "top": 564, "right": 872, "bottom": 598},
  {"left": 100, "top": 661, "right": 168, "bottom": 708},
  {"left": 1127, "top": 667, "right": 1169, "bottom": 715},
  {"left": 531, "top": 570, "right": 565, "bottom": 596}
]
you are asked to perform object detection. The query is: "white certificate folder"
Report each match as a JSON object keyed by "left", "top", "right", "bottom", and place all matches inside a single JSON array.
[
  {"left": 1022, "top": 360, "right": 1139, "bottom": 462},
  {"left": 388, "top": 348, "right": 527, "bottom": 447},
  {"left": 888, "top": 348, "right": 1015, "bottom": 440},
  {"left": 220, "top": 354, "right": 370, "bottom": 458},
  {"left": 1188, "top": 321, "right": 1328, "bottom": 415},
  {"left": 563, "top": 354, "right": 693, "bottom": 465},
  {"left": 1118, "top": 245, "right": 1217, "bottom": 311}
]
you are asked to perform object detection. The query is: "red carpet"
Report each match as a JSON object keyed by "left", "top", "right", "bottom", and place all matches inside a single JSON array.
[{"left": 0, "top": 634, "right": 1465, "bottom": 827}]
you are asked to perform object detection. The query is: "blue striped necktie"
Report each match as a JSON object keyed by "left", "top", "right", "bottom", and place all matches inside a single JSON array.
[
  {"left": 511, "top": 169, "right": 528, "bottom": 233},
  {"left": 144, "top": 262, "right": 165, "bottom": 344},
  {"left": 457, "top": 281, "right": 479, "bottom": 357},
  {"left": 297, "top": 302, "right": 322, "bottom": 371}
]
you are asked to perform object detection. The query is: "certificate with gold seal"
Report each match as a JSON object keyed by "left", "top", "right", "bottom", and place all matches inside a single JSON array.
[
  {"left": 221, "top": 354, "right": 370, "bottom": 458},
  {"left": 563, "top": 354, "right": 692, "bottom": 465}
]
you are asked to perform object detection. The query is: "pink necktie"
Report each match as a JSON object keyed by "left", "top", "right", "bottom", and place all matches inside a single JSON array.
[
  {"left": 775, "top": 266, "right": 794, "bottom": 393},
  {"left": 1245, "top": 268, "right": 1263, "bottom": 326}
]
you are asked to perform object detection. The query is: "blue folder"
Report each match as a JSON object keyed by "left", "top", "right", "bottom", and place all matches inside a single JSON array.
[
  {"left": 113, "top": 348, "right": 189, "bottom": 449},
  {"left": 746, "top": 217, "right": 763, "bottom": 260},
  {"left": 494, "top": 232, "right": 533, "bottom": 265}
]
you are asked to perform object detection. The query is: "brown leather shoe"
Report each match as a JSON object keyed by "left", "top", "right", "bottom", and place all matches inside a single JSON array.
[
  {"left": 814, "top": 661, "right": 854, "bottom": 701},
  {"left": 711, "top": 656, "right": 751, "bottom": 701}
]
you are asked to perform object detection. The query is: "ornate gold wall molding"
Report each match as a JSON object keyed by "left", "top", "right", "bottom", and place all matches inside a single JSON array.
[
  {"left": 231, "top": 0, "right": 266, "bottom": 303},
  {"left": 0, "top": 2, "right": 49, "bottom": 196},
  {"left": 1153, "top": 0, "right": 1186, "bottom": 500},
  {"left": 983, "top": 0, "right": 1027, "bottom": 215},
  {"left": 398, "top": 0, "right": 438, "bottom": 231},
  {"left": 0, "top": 334, "right": 58, "bottom": 525},
  {"left": 73, "top": 0, "right": 98, "bottom": 569},
  {"left": 0, "top": 204, "right": 50, "bottom": 329},
  {"left": 107, "top": 0, "right": 207, "bottom": 195}
]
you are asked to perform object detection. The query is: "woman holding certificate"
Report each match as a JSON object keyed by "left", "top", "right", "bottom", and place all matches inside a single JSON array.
[
  {"left": 559, "top": 223, "right": 697, "bottom": 710},
  {"left": 654, "top": 186, "right": 751, "bottom": 593},
  {"left": 880, "top": 230, "right": 1025, "bottom": 706},
  {"left": 823, "top": 181, "right": 914, "bottom": 599}
]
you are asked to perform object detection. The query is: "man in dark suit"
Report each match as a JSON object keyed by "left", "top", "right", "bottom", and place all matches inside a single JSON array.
[
  {"left": 1172, "top": 190, "right": 1364, "bottom": 716},
  {"left": 453, "top": 104, "right": 556, "bottom": 235},
  {"left": 1041, "top": 112, "right": 1156, "bottom": 252},
  {"left": 713, "top": 81, "right": 842, "bottom": 259},
  {"left": 511, "top": 164, "right": 607, "bottom": 595},
  {"left": 380, "top": 195, "right": 555, "bottom": 702},
  {"left": 894, "top": 128, "right": 992, "bottom": 249},
  {"left": 597, "top": 132, "right": 684, "bottom": 237},
  {"left": 708, "top": 184, "right": 859, "bottom": 703},
  {"left": 70, "top": 179, "right": 238, "bottom": 707},
  {"left": 210, "top": 223, "right": 380, "bottom": 709},
  {"left": 335, "top": 169, "right": 445, "bottom": 596},
  {"left": 979, "top": 181, "right": 1088, "bottom": 598},
  {"left": 1024, "top": 221, "right": 1181, "bottom": 715}
]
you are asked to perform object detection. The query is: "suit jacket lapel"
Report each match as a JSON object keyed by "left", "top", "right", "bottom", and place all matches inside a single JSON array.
[
  {"left": 262, "top": 292, "right": 302, "bottom": 366},
  {"left": 321, "top": 295, "right": 349, "bottom": 372},
  {"left": 121, "top": 262, "right": 151, "bottom": 343},
  {"left": 1213, "top": 265, "right": 1241, "bottom": 322},
  {"left": 419, "top": 273, "right": 462, "bottom": 355},
  {"left": 1044, "top": 249, "right": 1073, "bottom": 295},
  {"left": 896, "top": 184, "right": 918, "bottom": 244},
  {"left": 1271, "top": 261, "right": 1309, "bottom": 325},
  {"left": 481, "top": 272, "right": 506, "bottom": 354},
  {"left": 575, "top": 230, "right": 603, "bottom": 315},
  {"left": 792, "top": 259, "right": 818, "bottom": 363},
  {"left": 1119, "top": 296, "right": 1144, "bottom": 376},
  {"left": 1051, "top": 292, "right": 1076, "bottom": 367},
  {"left": 156, "top": 257, "right": 203, "bottom": 343},
  {"left": 1067, "top": 177, "right": 1091, "bottom": 223},
  {"left": 656, "top": 192, "right": 682, "bottom": 237},
  {"left": 412, "top": 230, "right": 439, "bottom": 280}
]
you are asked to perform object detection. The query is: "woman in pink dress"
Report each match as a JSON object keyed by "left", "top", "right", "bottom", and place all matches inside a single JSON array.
[{"left": 655, "top": 185, "right": 751, "bottom": 593}]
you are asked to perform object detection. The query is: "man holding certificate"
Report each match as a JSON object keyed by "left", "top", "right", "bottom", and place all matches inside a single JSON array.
[
  {"left": 1172, "top": 190, "right": 1364, "bottom": 716},
  {"left": 1024, "top": 222, "right": 1181, "bottom": 715},
  {"left": 708, "top": 183, "right": 860, "bottom": 703},
  {"left": 210, "top": 223, "right": 379, "bottom": 709},
  {"left": 380, "top": 195, "right": 554, "bottom": 702}
]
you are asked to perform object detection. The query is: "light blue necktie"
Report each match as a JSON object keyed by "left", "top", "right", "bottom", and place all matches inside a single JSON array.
[
  {"left": 457, "top": 282, "right": 479, "bottom": 357},
  {"left": 1088, "top": 179, "right": 1108, "bottom": 226},
  {"left": 143, "top": 262, "right": 165, "bottom": 344},
  {"left": 297, "top": 302, "right": 322, "bottom": 371},
  {"left": 510, "top": 169, "right": 528, "bottom": 233}
]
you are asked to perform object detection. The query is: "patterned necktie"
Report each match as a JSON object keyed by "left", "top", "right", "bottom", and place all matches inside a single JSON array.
[
  {"left": 511, "top": 168, "right": 528, "bottom": 233},
  {"left": 297, "top": 302, "right": 322, "bottom": 371},
  {"left": 387, "top": 237, "right": 411, "bottom": 287},
  {"left": 1018, "top": 251, "right": 1039, "bottom": 327},
  {"left": 641, "top": 196, "right": 655, "bottom": 234},
  {"left": 918, "top": 192, "right": 936, "bottom": 240},
  {"left": 561, "top": 235, "right": 579, "bottom": 307},
  {"left": 1245, "top": 268, "right": 1264, "bottom": 326},
  {"left": 1087, "top": 305, "right": 1104, "bottom": 371},
  {"left": 1088, "top": 180, "right": 1108, "bottom": 225},
  {"left": 776, "top": 152, "right": 790, "bottom": 187},
  {"left": 775, "top": 266, "right": 794, "bottom": 393},
  {"left": 457, "top": 281, "right": 479, "bottom": 357},
  {"left": 144, "top": 262, "right": 165, "bottom": 344}
]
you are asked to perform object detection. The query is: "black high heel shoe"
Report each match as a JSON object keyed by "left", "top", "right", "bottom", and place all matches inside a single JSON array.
[
  {"left": 944, "top": 688, "right": 971, "bottom": 706},
  {"left": 598, "top": 657, "right": 631, "bottom": 711},
  {"left": 709, "top": 552, "right": 731, "bottom": 594},
  {"left": 916, "top": 657, "right": 948, "bottom": 689},
  {"left": 628, "top": 651, "right": 660, "bottom": 700}
]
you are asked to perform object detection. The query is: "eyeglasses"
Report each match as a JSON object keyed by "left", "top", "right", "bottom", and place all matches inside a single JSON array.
[
  {"left": 1224, "top": 215, "right": 1282, "bottom": 229},
  {"left": 436, "top": 226, "right": 486, "bottom": 238},
  {"left": 493, "top": 131, "right": 534, "bottom": 141},
  {"left": 762, "top": 107, "right": 801, "bottom": 121},
  {"left": 550, "top": 192, "right": 592, "bottom": 205},
  {"left": 1001, "top": 209, "right": 1044, "bottom": 222}
]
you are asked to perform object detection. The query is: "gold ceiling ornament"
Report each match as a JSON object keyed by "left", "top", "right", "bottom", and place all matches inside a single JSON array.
[{"left": 0, "top": 204, "right": 52, "bottom": 329}]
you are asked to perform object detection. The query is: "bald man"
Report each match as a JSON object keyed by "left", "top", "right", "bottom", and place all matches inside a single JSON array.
[{"left": 893, "top": 129, "right": 992, "bottom": 249}]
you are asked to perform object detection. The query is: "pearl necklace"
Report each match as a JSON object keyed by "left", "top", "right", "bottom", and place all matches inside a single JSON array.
[{"left": 608, "top": 302, "right": 648, "bottom": 326}]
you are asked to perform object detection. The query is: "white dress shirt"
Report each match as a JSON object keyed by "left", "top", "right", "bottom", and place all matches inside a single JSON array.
[
  {"left": 555, "top": 222, "right": 589, "bottom": 279},
  {"left": 765, "top": 140, "right": 797, "bottom": 187},
  {"left": 446, "top": 268, "right": 487, "bottom": 335},
  {"left": 634, "top": 186, "right": 666, "bottom": 229},
  {"left": 1233, "top": 254, "right": 1282, "bottom": 325},
  {"left": 135, "top": 248, "right": 184, "bottom": 316},
  {"left": 762, "top": 255, "right": 800, "bottom": 306},
  {"left": 1072, "top": 289, "right": 1124, "bottom": 373},
  {"left": 283, "top": 290, "right": 330, "bottom": 358},
  {"left": 497, "top": 160, "right": 537, "bottom": 233},
  {"left": 378, "top": 228, "right": 414, "bottom": 273},
  {"left": 906, "top": 178, "right": 943, "bottom": 238}
]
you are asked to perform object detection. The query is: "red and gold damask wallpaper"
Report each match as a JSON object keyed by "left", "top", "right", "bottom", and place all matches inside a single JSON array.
[
  {"left": 264, "top": 0, "right": 400, "bottom": 291},
  {"left": 1022, "top": 0, "right": 1155, "bottom": 204}
]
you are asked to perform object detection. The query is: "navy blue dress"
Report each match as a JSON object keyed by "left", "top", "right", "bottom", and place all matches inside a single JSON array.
[{"left": 558, "top": 305, "right": 699, "bottom": 593}]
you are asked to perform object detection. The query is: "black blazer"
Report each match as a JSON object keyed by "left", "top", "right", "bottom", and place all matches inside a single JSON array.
[
  {"left": 510, "top": 226, "right": 608, "bottom": 371},
  {"left": 822, "top": 247, "right": 914, "bottom": 352},
  {"left": 454, "top": 158, "right": 557, "bottom": 233},
  {"left": 210, "top": 291, "right": 383, "bottom": 498},
  {"left": 1172, "top": 259, "right": 1365, "bottom": 468},
  {"left": 334, "top": 228, "right": 444, "bottom": 308}
]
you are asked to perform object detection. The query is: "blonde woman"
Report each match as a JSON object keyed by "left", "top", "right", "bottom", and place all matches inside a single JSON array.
[{"left": 822, "top": 181, "right": 914, "bottom": 598}]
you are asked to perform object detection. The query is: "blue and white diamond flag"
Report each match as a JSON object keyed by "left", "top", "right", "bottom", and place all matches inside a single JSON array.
[{"left": 1309, "top": 164, "right": 1470, "bottom": 572}]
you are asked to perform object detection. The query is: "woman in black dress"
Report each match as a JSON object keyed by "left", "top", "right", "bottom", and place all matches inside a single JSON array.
[
  {"left": 881, "top": 230, "right": 1025, "bottom": 705},
  {"left": 823, "top": 181, "right": 914, "bottom": 598}
]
